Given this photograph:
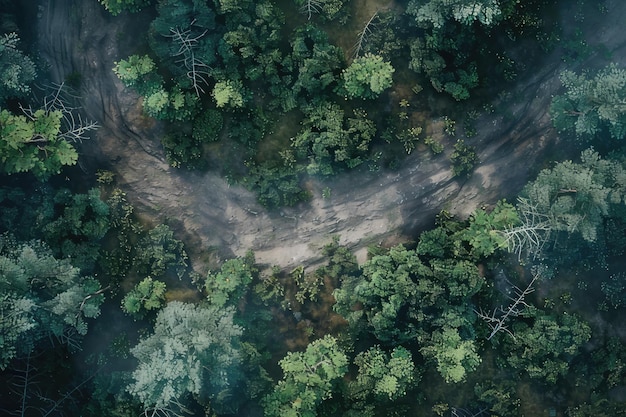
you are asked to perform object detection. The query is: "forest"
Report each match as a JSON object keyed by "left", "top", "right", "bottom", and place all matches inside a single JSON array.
[{"left": 1, "top": 0, "right": 626, "bottom": 416}]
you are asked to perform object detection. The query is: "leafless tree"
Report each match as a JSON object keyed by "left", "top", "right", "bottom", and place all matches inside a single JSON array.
[
  {"left": 143, "top": 399, "right": 194, "bottom": 417},
  {"left": 499, "top": 197, "right": 552, "bottom": 261},
  {"left": 450, "top": 407, "right": 489, "bottom": 417},
  {"left": 299, "top": 0, "right": 322, "bottom": 20},
  {"left": 167, "top": 21, "right": 211, "bottom": 97},
  {"left": 352, "top": 11, "right": 378, "bottom": 59},
  {"left": 19, "top": 82, "right": 99, "bottom": 143},
  {"left": 475, "top": 272, "right": 540, "bottom": 341}
]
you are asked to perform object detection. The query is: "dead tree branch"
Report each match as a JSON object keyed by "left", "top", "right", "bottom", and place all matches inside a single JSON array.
[
  {"left": 299, "top": 0, "right": 322, "bottom": 20},
  {"left": 475, "top": 272, "right": 540, "bottom": 341},
  {"left": 352, "top": 11, "right": 379, "bottom": 59},
  {"left": 19, "top": 82, "right": 99, "bottom": 143},
  {"left": 498, "top": 197, "right": 552, "bottom": 261},
  {"left": 167, "top": 21, "right": 211, "bottom": 97}
]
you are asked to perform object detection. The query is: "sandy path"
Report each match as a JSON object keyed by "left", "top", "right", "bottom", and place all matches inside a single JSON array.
[{"left": 36, "top": 0, "right": 626, "bottom": 271}]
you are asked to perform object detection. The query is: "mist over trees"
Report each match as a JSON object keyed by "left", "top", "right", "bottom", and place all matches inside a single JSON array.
[{"left": 2, "top": 0, "right": 626, "bottom": 416}]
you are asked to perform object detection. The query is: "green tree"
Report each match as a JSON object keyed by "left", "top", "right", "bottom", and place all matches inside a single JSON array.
[
  {"left": 0, "top": 33, "right": 36, "bottom": 102},
  {"left": 450, "top": 139, "right": 478, "bottom": 177},
  {"left": 212, "top": 79, "right": 246, "bottom": 108},
  {"left": 121, "top": 277, "right": 167, "bottom": 318},
  {"left": 407, "top": 0, "right": 502, "bottom": 28},
  {"left": 98, "top": 0, "right": 152, "bottom": 15},
  {"left": 0, "top": 109, "right": 78, "bottom": 178},
  {"left": 341, "top": 53, "right": 394, "bottom": 99},
  {"left": 520, "top": 148, "right": 626, "bottom": 243},
  {"left": 127, "top": 301, "right": 244, "bottom": 414},
  {"left": 262, "top": 335, "right": 348, "bottom": 417},
  {"left": 550, "top": 64, "right": 626, "bottom": 141},
  {"left": 0, "top": 235, "right": 104, "bottom": 369},
  {"left": 351, "top": 346, "right": 417, "bottom": 400},
  {"left": 205, "top": 256, "right": 255, "bottom": 307},
  {"left": 420, "top": 327, "right": 481, "bottom": 383}
]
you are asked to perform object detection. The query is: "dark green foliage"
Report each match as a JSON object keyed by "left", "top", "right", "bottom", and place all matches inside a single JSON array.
[
  {"left": 134, "top": 224, "right": 188, "bottom": 280},
  {"left": 600, "top": 272, "right": 626, "bottom": 310},
  {"left": 292, "top": 103, "right": 376, "bottom": 175},
  {"left": 245, "top": 163, "right": 310, "bottom": 208},
  {"left": 450, "top": 139, "right": 478, "bottom": 177},
  {"left": 161, "top": 130, "right": 205, "bottom": 169},
  {"left": 192, "top": 109, "right": 223, "bottom": 143},
  {"left": 503, "top": 309, "right": 591, "bottom": 384},
  {"left": 551, "top": 64, "right": 626, "bottom": 141}
]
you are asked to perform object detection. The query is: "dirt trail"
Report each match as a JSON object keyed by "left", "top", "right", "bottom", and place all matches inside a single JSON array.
[{"left": 36, "top": 0, "right": 626, "bottom": 271}]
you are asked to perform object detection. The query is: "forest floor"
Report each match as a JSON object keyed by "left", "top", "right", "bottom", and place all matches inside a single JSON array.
[{"left": 36, "top": 0, "right": 626, "bottom": 274}]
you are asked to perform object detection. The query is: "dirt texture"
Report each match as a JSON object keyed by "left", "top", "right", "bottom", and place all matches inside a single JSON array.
[{"left": 37, "top": 0, "right": 626, "bottom": 271}]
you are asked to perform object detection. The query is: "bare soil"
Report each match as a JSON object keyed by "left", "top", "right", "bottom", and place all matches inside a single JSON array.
[{"left": 36, "top": 0, "right": 626, "bottom": 272}]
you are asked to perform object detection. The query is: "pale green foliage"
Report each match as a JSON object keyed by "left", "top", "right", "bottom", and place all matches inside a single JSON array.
[
  {"left": 352, "top": 346, "right": 416, "bottom": 400},
  {"left": 127, "top": 301, "right": 244, "bottom": 412},
  {"left": 262, "top": 335, "right": 348, "bottom": 417},
  {"left": 342, "top": 53, "right": 394, "bottom": 99},
  {"left": 122, "top": 277, "right": 167, "bottom": 318},
  {"left": 205, "top": 257, "right": 255, "bottom": 307},
  {"left": 551, "top": 64, "right": 626, "bottom": 141},
  {"left": 420, "top": 327, "right": 481, "bottom": 383},
  {"left": 0, "top": 33, "right": 36, "bottom": 102},
  {"left": 464, "top": 200, "right": 520, "bottom": 257},
  {"left": 521, "top": 149, "right": 626, "bottom": 242},
  {"left": 212, "top": 79, "right": 245, "bottom": 108},
  {"left": 113, "top": 55, "right": 156, "bottom": 86},
  {"left": 0, "top": 235, "right": 104, "bottom": 369},
  {"left": 98, "top": 0, "right": 151, "bottom": 15},
  {"left": 143, "top": 89, "right": 169, "bottom": 117},
  {"left": 0, "top": 109, "right": 78, "bottom": 178},
  {"left": 408, "top": 0, "right": 501, "bottom": 28}
]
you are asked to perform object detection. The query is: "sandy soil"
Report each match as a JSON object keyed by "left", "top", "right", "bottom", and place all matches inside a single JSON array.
[{"left": 36, "top": 0, "right": 626, "bottom": 272}]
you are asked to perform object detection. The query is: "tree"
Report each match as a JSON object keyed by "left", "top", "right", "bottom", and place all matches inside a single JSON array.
[
  {"left": 0, "top": 235, "right": 104, "bottom": 369},
  {"left": 98, "top": 0, "right": 152, "bottom": 15},
  {"left": 0, "top": 109, "right": 77, "bottom": 178},
  {"left": 420, "top": 327, "right": 481, "bottom": 383},
  {"left": 550, "top": 64, "right": 626, "bottom": 141},
  {"left": 504, "top": 309, "right": 591, "bottom": 384},
  {"left": 127, "top": 301, "right": 245, "bottom": 415},
  {"left": 113, "top": 55, "right": 156, "bottom": 88},
  {"left": 351, "top": 346, "right": 417, "bottom": 401},
  {"left": 0, "top": 33, "right": 36, "bottom": 102},
  {"left": 407, "top": 0, "right": 502, "bottom": 29},
  {"left": 212, "top": 79, "right": 245, "bottom": 108},
  {"left": 204, "top": 256, "right": 255, "bottom": 307},
  {"left": 520, "top": 148, "right": 626, "bottom": 244},
  {"left": 121, "top": 277, "right": 167, "bottom": 318},
  {"left": 262, "top": 335, "right": 348, "bottom": 417},
  {"left": 341, "top": 53, "right": 394, "bottom": 99},
  {"left": 450, "top": 139, "right": 478, "bottom": 177}
]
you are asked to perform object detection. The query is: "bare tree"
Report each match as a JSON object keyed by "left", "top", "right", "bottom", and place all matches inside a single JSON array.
[
  {"left": 499, "top": 197, "right": 552, "bottom": 261},
  {"left": 450, "top": 407, "right": 489, "bottom": 417},
  {"left": 475, "top": 272, "right": 540, "bottom": 340},
  {"left": 299, "top": 0, "right": 322, "bottom": 21},
  {"left": 352, "top": 11, "right": 378, "bottom": 59},
  {"left": 167, "top": 21, "right": 211, "bottom": 97},
  {"left": 19, "top": 82, "right": 99, "bottom": 143}
]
